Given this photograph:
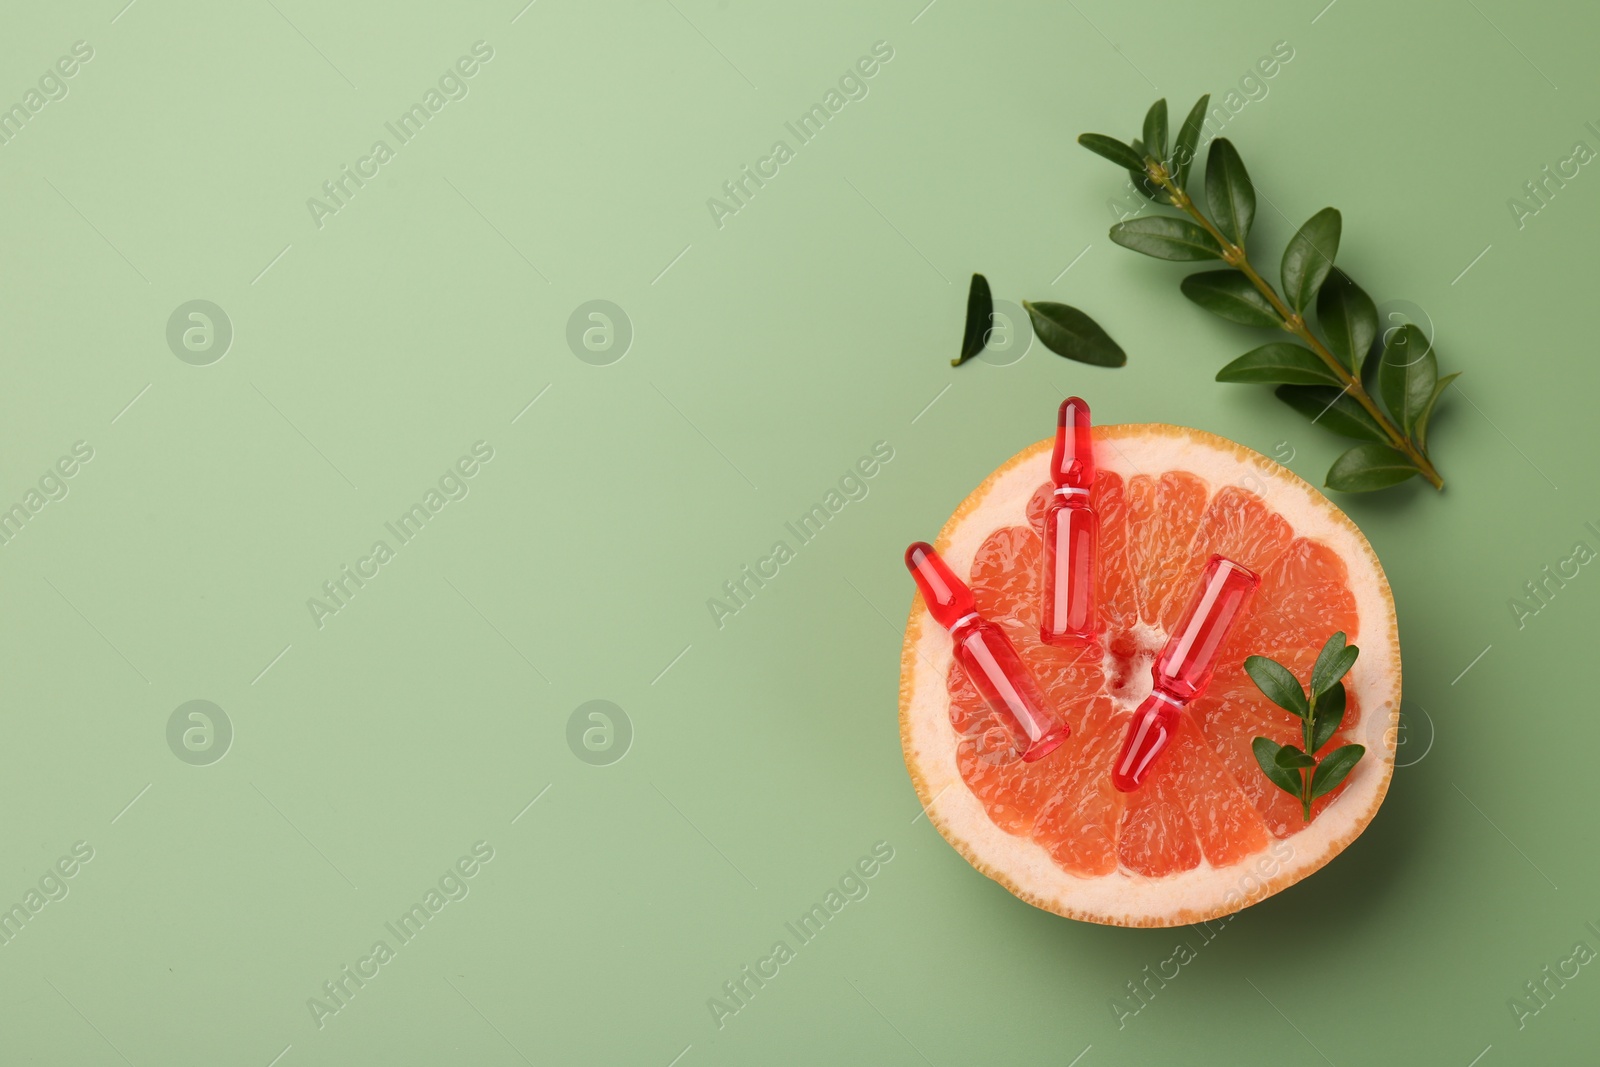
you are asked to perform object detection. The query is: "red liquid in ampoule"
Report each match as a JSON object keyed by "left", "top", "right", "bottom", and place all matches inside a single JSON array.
[
  {"left": 906, "top": 542, "right": 1068, "bottom": 763},
  {"left": 1112, "top": 555, "right": 1260, "bottom": 792},
  {"left": 1040, "top": 397, "right": 1098, "bottom": 645}
]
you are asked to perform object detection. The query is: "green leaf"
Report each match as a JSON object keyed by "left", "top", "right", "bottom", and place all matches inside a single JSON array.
[
  {"left": 1244, "top": 654, "right": 1309, "bottom": 717},
  {"left": 1281, "top": 207, "right": 1342, "bottom": 312},
  {"left": 1415, "top": 371, "right": 1461, "bottom": 452},
  {"left": 1216, "top": 343, "right": 1343, "bottom": 386},
  {"left": 1359, "top": 323, "right": 1383, "bottom": 397},
  {"left": 1252, "top": 737, "right": 1302, "bottom": 798},
  {"left": 1022, "top": 301, "right": 1127, "bottom": 367},
  {"left": 1310, "top": 632, "right": 1359, "bottom": 695},
  {"left": 1109, "top": 217, "right": 1222, "bottom": 261},
  {"left": 1142, "top": 99, "right": 1169, "bottom": 163},
  {"left": 1325, "top": 443, "right": 1419, "bottom": 492},
  {"left": 1181, "top": 270, "right": 1281, "bottom": 327},
  {"left": 1078, "top": 133, "right": 1147, "bottom": 172},
  {"left": 1310, "top": 744, "right": 1365, "bottom": 799},
  {"left": 1311, "top": 628, "right": 1347, "bottom": 666},
  {"left": 1205, "top": 138, "right": 1255, "bottom": 246},
  {"left": 1274, "top": 385, "right": 1388, "bottom": 442},
  {"left": 1172, "top": 95, "right": 1209, "bottom": 190},
  {"left": 1377, "top": 324, "right": 1438, "bottom": 435},
  {"left": 1274, "top": 744, "right": 1316, "bottom": 770},
  {"left": 954, "top": 273, "right": 994, "bottom": 366},
  {"left": 1311, "top": 681, "right": 1347, "bottom": 753},
  {"left": 1316, "top": 269, "right": 1377, "bottom": 376}
]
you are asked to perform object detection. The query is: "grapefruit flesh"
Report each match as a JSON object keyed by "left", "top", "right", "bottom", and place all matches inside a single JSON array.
[{"left": 900, "top": 424, "right": 1399, "bottom": 926}]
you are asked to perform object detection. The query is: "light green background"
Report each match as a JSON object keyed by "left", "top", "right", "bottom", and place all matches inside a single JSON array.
[{"left": 0, "top": 0, "right": 1594, "bottom": 1063}]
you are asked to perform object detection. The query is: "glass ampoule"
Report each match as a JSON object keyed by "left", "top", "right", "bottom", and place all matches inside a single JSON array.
[
  {"left": 906, "top": 542, "right": 1068, "bottom": 763},
  {"left": 1040, "top": 397, "right": 1098, "bottom": 646},
  {"left": 1111, "top": 555, "right": 1260, "bottom": 791}
]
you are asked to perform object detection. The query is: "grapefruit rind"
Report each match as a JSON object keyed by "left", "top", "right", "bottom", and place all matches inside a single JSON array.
[{"left": 898, "top": 424, "right": 1400, "bottom": 928}]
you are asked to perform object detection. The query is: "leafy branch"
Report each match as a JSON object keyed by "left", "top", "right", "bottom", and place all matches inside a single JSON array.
[
  {"left": 1245, "top": 632, "right": 1365, "bottom": 821},
  {"left": 1079, "top": 97, "right": 1457, "bottom": 493}
]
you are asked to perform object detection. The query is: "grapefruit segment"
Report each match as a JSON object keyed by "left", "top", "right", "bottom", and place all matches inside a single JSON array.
[
  {"left": 1218, "top": 538, "right": 1362, "bottom": 689},
  {"left": 900, "top": 423, "right": 1400, "bottom": 926},
  {"left": 1161, "top": 486, "right": 1294, "bottom": 631},
  {"left": 953, "top": 735, "right": 1057, "bottom": 835},
  {"left": 1030, "top": 704, "right": 1126, "bottom": 877},
  {"left": 1164, "top": 714, "right": 1273, "bottom": 866},
  {"left": 1125, "top": 471, "right": 1208, "bottom": 628},
  {"left": 1117, "top": 753, "right": 1202, "bottom": 878},
  {"left": 1090, "top": 472, "right": 1140, "bottom": 640},
  {"left": 948, "top": 665, "right": 1058, "bottom": 835}
]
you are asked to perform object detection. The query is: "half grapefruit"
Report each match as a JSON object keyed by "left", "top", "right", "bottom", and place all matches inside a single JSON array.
[{"left": 899, "top": 423, "right": 1399, "bottom": 927}]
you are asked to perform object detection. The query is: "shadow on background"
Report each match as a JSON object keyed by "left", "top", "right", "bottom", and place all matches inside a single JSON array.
[{"left": 978, "top": 753, "right": 1438, "bottom": 986}]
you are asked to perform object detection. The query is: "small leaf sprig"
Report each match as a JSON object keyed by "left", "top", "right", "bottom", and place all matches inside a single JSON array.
[
  {"left": 1079, "top": 97, "right": 1457, "bottom": 494},
  {"left": 954, "top": 272, "right": 1126, "bottom": 368},
  {"left": 1245, "top": 632, "right": 1365, "bottom": 821}
]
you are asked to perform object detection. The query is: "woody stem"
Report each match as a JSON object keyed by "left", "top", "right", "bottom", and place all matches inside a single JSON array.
[{"left": 1145, "top": 160, "right": 1445, "bottom": 491}]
